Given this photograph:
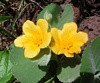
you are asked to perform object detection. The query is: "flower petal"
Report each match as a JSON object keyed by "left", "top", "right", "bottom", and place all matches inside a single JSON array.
[
  {"left": 61, "top": 22, "right": 77, "bottom": 41},
  {"left": 71, "top": 32, "right": 88, "bottom": 46},
  {"left": 40, "top": 32, "right": 51, "bottom": 48},
  {"left": 14, "top": 35, "right": 29, "bottom": 48},
  {"left": 69, "top": 46, "right": 81, "bottom": 54},
  {"left": 51, "top": 28, "right": 61, "bottom": 45},
  {"left": 64, "top": 52, "right": 74, "bottom": 57},
  {"left": 69, "top": 32, "right": 88, "bottom": 54},
  {"left": 24, "top": 46, "right": 40, "bottom": 58},
  {"left": 22, "top": 20, "right": 39, "bottom": 36},
  {"left": 37, "top": 19, "right": 48, "bottom": 33},
  {"left": 51, "top": 44, "right": 62, "bottom": 55},
  {"left": 50, "top": 28, "right": 62, "bottom": 55},
  {"left": 14, "top": 19, "right": 51, "bottom": 59}
]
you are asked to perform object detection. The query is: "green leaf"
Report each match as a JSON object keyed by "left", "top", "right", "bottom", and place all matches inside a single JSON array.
[
  {"left": 36, "top": 48, "right": 51, "bottom": 66},
  {"left": 81, "top": 36, "right": 100, "bottom": 74},
  {"left": 57, "top": 4, "right": 74, "bottom": 29},
  {"left": 37, "top": 4, "right": 74, "bottom": 29},
  {"left": 43, "top": 10, "right": 52, "bottom": 23},
  {"left": 0, "top": 16, "right": 11, "bottom": 23},
  {"left": 37, "top": 3, "right": 61, "bottom": 27},
  {"left": 0, "top": 50, "right": 13, "bottom": 83},
  {"left": 57, "top": 65, "right": 80, "bottom": 83},
  {"left": 10, "top": 46, "right": 49, "bottom": 83},
  {"left": 57, "top": 55, "right": 81, "bottom": 82}
]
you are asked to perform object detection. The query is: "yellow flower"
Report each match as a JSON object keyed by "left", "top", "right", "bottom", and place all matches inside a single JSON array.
[
  {"left": 14, "top": 19, "right": 51, "bottom": 58},
  {"left": 50, "top": 22, "right": 88, "bottom": 57}
]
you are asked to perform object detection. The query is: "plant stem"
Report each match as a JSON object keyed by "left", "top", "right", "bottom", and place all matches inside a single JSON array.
[
  {"left": 0, "top": 26, "right": 15, "bottom": 39},
  {"left": 29, "top": 0, "right": 43, "bottom": 9},
  {"left": 44, "top": 76, "right": 55, "bottom": 83},
  {"left": 18, "top": 0, "right": 24, "bottom": 11},
  {"left": 60, "top": 55, "right": 65, "bottom": 62},
  {"left": 11, "top": 0, "right": 25, "bottom": 33}
]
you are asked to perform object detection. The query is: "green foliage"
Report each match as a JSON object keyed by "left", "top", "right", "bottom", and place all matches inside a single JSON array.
[
  {"left": 0, "top": 16, "right": 11, "bottom": 23},
  {"left": 81, "top": 37, "right": 100, "bottom": 74},
  {"left": 43, "top": 10, "right": 52, "bottom": 23},
  {"left": 29, "top": 47, "right": 51, "bottom": 66},
  {"left": 0, "top": 50, "right": 13, "bottom": 83},
  {"left": 0, "top": 2, "right": 100, "bottom": 83},
  {"left": 36, "top": 48, "right": 51, "bottom": 66},
  {"left": 81, "top": 37, "right": 100, "bottom": 83},
  {"left": 57, "top": 55, "right": 81, "bottom": 82},
  {"left": 37, "top": 3, "right": 74, "bottom": 29},
  {"left": 37, "top": 3, "right": 61, "bottom": 27},
  {"left": 10, "top": 46, "right": 50, "bottom": 83},
  {"left": 57, "top": 4, "right": 74, "bottom": 29},
  {"left": 57, "top": 65, "right": 80, "bottom": 83},
  {"left": 9, "top": 36, "right": 100, "bottom": 83}
]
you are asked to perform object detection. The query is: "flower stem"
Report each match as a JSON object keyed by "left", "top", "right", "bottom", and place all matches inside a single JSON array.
[
  {"left": 60, "top": 55, "right": 65, "bottom": 62},
  {"left": 44, "top": 76, "right": 55, "bottom": 83}
]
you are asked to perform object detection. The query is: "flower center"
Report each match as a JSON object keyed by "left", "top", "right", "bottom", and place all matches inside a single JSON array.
[
  {"left": 63, "top": 42, "right": 73, "bottom": 50},
  {"left": 34, "top": 38, "right": 43, "bottom": 47}
]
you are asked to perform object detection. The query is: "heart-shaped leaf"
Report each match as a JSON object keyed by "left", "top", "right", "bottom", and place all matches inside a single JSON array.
[
  {"left": 81, "top": 37, "right": 100, "bottom": 74},
  {"left": 37, "top": 48, "right": 51, "bottom": 66},
  {"left": 30, "top": 48, "right": 51, "bottom": 66},
  {"left": 57, "top": 4, "right": 74, "bottom": 29},
  {"left": 37, "top": 3, "right": 61, "bottom": 27},
  {"left": 57, "top": 55, "right": 81, "bottom": 82},
  {"left": 10, "top": 46, "right": 49, "bottom": 83}
]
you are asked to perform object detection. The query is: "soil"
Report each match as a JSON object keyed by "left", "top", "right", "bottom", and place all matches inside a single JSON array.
[{"left": 0, "top": 0, "right": 100, "bottom": 50}]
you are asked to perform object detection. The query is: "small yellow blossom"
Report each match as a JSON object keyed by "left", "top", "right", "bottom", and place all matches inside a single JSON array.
[
  {"left": 14, "top": 19, "right": 51, "bottom": 58},
  {"left": 50, "top": 22, "right": 88, "bottom": 57}
]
